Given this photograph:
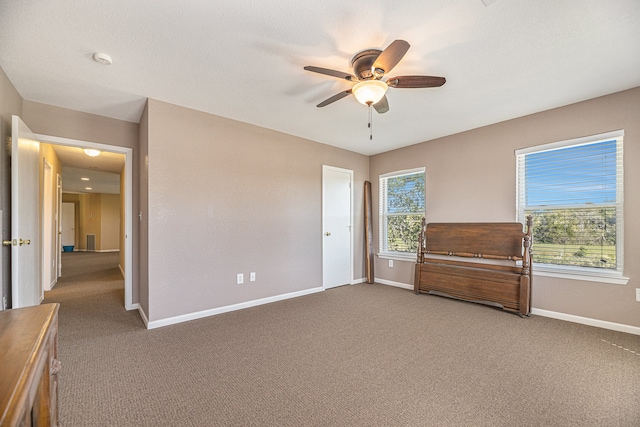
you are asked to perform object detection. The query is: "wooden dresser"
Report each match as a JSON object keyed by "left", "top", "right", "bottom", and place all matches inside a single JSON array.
[{"left": 0, "top": 303, "right": 60, "bottom": 427}]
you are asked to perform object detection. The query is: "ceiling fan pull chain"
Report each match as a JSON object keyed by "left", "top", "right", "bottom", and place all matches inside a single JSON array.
[{"left": 368, "top": 104, "right": 373, "bottom": 140}]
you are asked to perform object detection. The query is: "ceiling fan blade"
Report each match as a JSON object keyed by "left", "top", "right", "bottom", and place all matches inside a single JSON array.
[
  {"left": 372, "top": 40, "right": 410, "bottom": 75},
  {"left": 317, "top": 89, "right": 352, "bottom": 107},
  {"left": 304, "top": 66, "right": 358, "bottom": 82},
  {"left": 373, "top": 95, "right": 389, "bottom": 114},
  {"left": 387, "top": 75, "right": 446, "bottom": 88}
]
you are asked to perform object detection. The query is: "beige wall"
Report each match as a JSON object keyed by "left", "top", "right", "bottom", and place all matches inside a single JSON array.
[
  {"left": 370, "top": 87, "right": 640, "bottom": 328},
  {"left": 80, "top": 193, "right": 102, "bottom": 249},
  {"left": 23, "top": 101, "right": 139, "bottom": 148},
  {"left": 145, "top": 99, "right": 369, "bottom": 322},
  {"left": 40, "top": 144, "right": 62, "bottom": 204},
  {"left": 100, "top": 194, "right": 120, "bottom": 250},
  {"left": 0, "top": 66, "right": 23, "bottom": 308}
]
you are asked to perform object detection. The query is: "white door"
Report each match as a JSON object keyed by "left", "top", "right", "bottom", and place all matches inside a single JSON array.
[
  {"left": 322, "top": 166, "right": 352, "bottom": 289},
  {"left": 61, "top": 202, "right": 75, "bottom": 246},
  {"left": 11, "top": 115, "right": 41, "bottom": 308}
]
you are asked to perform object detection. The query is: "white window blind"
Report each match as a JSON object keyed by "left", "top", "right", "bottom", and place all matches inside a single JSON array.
[
  {"left": 516, "top": 131, "right": 624, "bottom": 276},
  {"left": 379, "top": 168, "right": 425, "bottom": 254}
]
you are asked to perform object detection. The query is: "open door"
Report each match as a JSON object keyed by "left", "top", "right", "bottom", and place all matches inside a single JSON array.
[{"left": 9, "top": 116, "right": 41, "bottom": 308}]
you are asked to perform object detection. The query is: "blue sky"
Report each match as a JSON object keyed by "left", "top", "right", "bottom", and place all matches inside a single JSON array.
[{"left": 525, "top": 140, "right": 617, "bottom": 207}]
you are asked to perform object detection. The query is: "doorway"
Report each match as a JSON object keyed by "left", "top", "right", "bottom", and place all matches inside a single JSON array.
[
  {"left": 36, "top": 133, "right": 135, "bottom": 310},
  {"left": 322, "top": 165, "right": 353, "bottom": 289},
  {"left": 61, "top": 202, "right": 75, "bottom": 249}
]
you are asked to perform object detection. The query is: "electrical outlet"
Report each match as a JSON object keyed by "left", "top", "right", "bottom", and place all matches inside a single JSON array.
[
  {"left": 250, "top": 272, "right": 256, "bottom": 282},
  {"left": 388, "top": 259, "right": 393, "bottom": 268},
  {"left": 236, "top": 273, "right": 244, "bottom": 284},
  {"left": 636, "top": 288, "right": 640, "bottom": 302}
]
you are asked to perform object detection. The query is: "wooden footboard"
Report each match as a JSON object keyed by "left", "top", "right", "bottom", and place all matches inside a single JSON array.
[{"left": 414, "top": 217, "right": 532, "bottom": 316}]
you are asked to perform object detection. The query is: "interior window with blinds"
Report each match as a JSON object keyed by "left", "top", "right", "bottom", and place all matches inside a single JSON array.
[
  {"left": 516, "top": 131, "right": 624, "bottom": 277},
  {"left": 379, "top": 168, "right": 425, "bottom": 255}
]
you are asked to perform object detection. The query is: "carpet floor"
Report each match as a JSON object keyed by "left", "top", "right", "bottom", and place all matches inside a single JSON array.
[{"left": 44, "top": 252, "right": 640, "bottom": 426}]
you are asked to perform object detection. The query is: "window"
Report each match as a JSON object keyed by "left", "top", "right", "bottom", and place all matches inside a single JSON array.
[
  {"left": 379, "top": 168, "right": 425, "bottom": 257},
  {"left": 516, "top": 130, "right": 625, "bottom": 283}
]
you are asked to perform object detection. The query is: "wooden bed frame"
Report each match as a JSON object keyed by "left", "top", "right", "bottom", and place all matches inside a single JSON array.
[{"left": 414, "top": 216, "right": 533, "bottom": 316}]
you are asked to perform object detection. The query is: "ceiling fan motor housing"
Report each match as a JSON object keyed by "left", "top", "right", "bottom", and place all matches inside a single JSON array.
[{"left": 351, "top": 49, "right": 383, "bottom": 80}]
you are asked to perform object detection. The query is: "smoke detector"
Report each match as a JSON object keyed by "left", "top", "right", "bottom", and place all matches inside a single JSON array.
[{"left": 93, "top": 52, "right": 112, "bottom": 65}]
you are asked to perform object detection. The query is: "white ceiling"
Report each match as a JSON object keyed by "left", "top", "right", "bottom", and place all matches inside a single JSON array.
[{"left": 1, "top": 0, "right": 639, "bottom": 156}]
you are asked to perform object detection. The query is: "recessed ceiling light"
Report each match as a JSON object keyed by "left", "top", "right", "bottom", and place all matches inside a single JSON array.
[
  {"left": 81, "top": 177, "right": 90, "bottom": 181},
  {"left": 93, "top": 52, "right": 112, "bottom": 65},
  {"left": 85, "top": 187, "right": 93, "bottom": 190},
  {"left": 83, "top": 148, "right": 102, "bottom": 157}
]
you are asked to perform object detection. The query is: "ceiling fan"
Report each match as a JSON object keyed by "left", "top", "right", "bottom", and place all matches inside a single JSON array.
[{"left": 304, "top": 40, "right": 446, "bottom": 114}]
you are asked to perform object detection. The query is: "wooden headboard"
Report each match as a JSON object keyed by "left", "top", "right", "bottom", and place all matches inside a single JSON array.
[
  {"left": 415, "top": 217, "right": 533, "bottom": 316},
  {"left": 418, "top": 221, "right": 530, "bottom": 262}
]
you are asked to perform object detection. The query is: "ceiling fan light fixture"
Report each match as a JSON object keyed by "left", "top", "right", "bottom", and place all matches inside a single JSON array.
[
  {"left": 352, "top": 80, "right": 388, "bottom": 106},
  {"left": 83, "top": 148, "right": 102, "bottom": 157}
]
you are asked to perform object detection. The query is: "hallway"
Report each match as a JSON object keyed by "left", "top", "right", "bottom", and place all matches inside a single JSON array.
[
  {"left": 41, "top": 251, "right": 144, "bottom": 425},
  {"left": 43, "top": 251, "right": 144, "bottom": 343}
]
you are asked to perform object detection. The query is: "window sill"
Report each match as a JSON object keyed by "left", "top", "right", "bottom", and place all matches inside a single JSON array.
[
  {"left": 377, "top": 252, "right": 417, "bottom": 262},
  {"left": 533, "top": 265, "right": 629, "bottom": 285}
]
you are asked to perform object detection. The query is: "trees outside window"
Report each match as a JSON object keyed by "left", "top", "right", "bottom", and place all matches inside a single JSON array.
[
  {"left": 516, "top": 131, "right": 623, "bottom": 277},
  {"left": 379, "top": 168, "right": 425, "bottom": 255}
]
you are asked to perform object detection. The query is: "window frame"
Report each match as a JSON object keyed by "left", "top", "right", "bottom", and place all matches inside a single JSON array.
[
  {"left": 515, "top": 130, "right": 628, "bottom": 285},
  {"left": 378, "top": 167, "right": 426, "bottom": 261}
]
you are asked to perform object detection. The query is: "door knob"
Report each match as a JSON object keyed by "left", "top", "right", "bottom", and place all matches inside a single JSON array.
[
  {"left": 3, "top": 239, "right": 31, "bottom": 246},
  {"left": 325, "top": 232, "right": 331, "bottom": 236}
]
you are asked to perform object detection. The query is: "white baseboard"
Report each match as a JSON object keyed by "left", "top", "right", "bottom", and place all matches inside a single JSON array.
[
  {"left": 147, "top": 287, "right": 325, "bottom": 330},
  {"left": 374, "top": 278, "right": 413, "bottom": 291},
  {"left": 351, "top": 278, "right": 366, "bottom": 285},
  {"left": 136, "top": 304, "right": 149, "bottom": 328},
  {"left": 373, "top": 281, "right": 640, "bottom": 335},
  {"left": 142, "top": 281, "right": 640, "bottom": 335},
  {"left": 531, "top": 308, "right": 640, "bottom": 336},
  {"left": 118, "top": 264, "right": 125, "bottom": 279}
]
